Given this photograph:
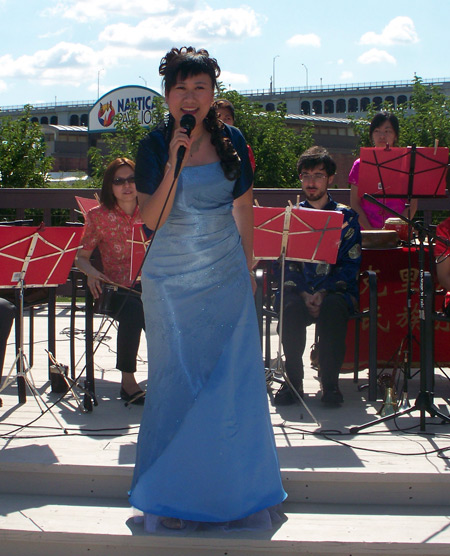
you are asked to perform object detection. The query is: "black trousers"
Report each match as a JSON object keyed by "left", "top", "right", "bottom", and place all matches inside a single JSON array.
[
  {"left": 105, "top": 289, "right": 145, "bottom": 374},
  {"left": 0, "top": 298, "right": 15, "bottom": 381},
  {"left": 280, "top": 292, "right": 350, "bottom": 391}
]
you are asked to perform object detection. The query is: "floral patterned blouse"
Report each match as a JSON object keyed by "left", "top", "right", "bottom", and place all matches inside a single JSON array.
[{"left": 81, "top": 203, "right": 142, "bottom": 287}]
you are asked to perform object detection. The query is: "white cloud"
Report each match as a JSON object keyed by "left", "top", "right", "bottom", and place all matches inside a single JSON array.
[
  {"left": 38, "top": 28, "right": 70, "bottom": 40},
  {"left": 99, "top": 6, "right": 261, "bottom": 48},
  {"left": 0, "top": 3, "right": 261, "bottom": 92},
  {"left": 87, "top": 81, "right": 111, "bottom": 97},
  {"left": 359, "top": 16, "right": 419, "bottom": 46},
  {"left": 220, "top": 70, "right": 249, "bottom": 86},
  {"left": 286, "top": 34, "right": 321, "bottom": 48},
  {"left": 0, "top": 42, "right": 104, "bottom": 87},
  {"left": 340, "top": 71, "right": 353, "bottom": 80},
  {"left": 42, "top": 0, "right": 179, "bottom": 23},
  {"left": 99, "top": 44, "right": 164, "bottom": 63},
  {"left": 337, "top": 59, "right": 344, "bottom": 65},
  {"left": 0, "top": 79, "right": 7, "bottom": 93},
  {"left": 358, "top": 48, "right": 396, "bottom": 65}
]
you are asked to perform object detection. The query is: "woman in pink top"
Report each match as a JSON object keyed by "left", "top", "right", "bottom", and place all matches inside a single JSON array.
[
  {"left": 349, "top": 111, "right": 418, "bottom": 230},
  {"left": 76, "top": 158, "right": 146, "bottom": 405}
]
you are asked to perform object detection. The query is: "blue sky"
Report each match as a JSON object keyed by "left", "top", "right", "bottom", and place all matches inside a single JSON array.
[{"left": 0, "top": 0, "right": 448, "bottom": 108}]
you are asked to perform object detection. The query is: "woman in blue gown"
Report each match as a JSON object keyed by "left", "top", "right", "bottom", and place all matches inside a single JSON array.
[{"left": 129, "top": 46, "right": 286, "bottom": 532}]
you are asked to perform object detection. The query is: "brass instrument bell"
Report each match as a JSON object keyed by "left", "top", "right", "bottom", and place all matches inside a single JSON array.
[{"left": 378, "top": 386, "right": 399, "bottom": 416}]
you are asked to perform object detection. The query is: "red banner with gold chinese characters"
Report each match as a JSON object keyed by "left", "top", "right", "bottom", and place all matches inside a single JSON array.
[{"left": 343, "top": 246, "right": 450, "bottom": 370}]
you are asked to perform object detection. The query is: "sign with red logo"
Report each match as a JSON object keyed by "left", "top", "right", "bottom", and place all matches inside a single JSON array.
[{"left": 88, "top": 85, "right": 161, "bottom": 133}]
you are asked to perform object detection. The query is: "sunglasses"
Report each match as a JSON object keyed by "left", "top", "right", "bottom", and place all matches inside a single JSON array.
[{"left": 112, "top": 176, "right": 135, "bottom": 186}]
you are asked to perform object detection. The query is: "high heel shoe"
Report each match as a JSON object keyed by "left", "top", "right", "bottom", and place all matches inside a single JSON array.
[{"left": 120, "top": 387, "right": 146, "bottom": 406}]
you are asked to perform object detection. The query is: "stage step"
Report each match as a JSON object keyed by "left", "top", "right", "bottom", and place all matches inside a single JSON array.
[
  {"left": 0, "top": 461, "right": 449, "bottom": 508},
  {"left": 0, "top": 494, "right": 449, "bottom": 556}
]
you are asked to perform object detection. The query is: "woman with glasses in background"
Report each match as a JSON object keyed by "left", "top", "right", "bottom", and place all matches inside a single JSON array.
[{"left": 76, "top": 158, "right": 146, "bottom": 405}]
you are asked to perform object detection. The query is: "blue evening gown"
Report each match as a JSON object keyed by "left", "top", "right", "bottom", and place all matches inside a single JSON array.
[{"left": 129, "top": 161, "right": 286, "bottom": 530}]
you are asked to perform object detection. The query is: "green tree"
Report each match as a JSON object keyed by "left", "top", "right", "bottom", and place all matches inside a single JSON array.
[
  {"left": 217, "top": 90, "right": 314, "bottom": 188},
  {"left": 398, "top": 77, "right": 450, "bottom": 148},
  {"left": 350, "top": 77, "right": 450, "bottom": 150},
  {"left": 88, "top": 97, "right": 166, "bottom": 185},
  {"left": 350, "top": 77, "right": 450, "bottom": 223},
  {"left": 0, "top": 105, "right": 53, "bottom": 188}
]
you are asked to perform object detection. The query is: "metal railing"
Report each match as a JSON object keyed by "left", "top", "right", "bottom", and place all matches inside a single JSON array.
[
  {"left": 0, "top": 187, "right": 447, "bottom": 227},
  {"left": 0, "top": 100, "right": 96, "bottom": 113},
  {"left": 238, "top": 77, "right": 450, "bottom": 97}
]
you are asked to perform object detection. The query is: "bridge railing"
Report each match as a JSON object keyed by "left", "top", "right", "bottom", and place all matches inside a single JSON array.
[{"left": 238, "top": 77, "right": 450, "bottom": 97}]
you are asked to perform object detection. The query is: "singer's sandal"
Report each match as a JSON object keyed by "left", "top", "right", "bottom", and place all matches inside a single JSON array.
[{"left": 161, "top": 518, "right": 187, "bottom": 530}]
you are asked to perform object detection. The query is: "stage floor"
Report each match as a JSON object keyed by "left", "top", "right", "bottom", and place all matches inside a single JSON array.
[{"left": 0, "top": 302, "right": 449, "bottom": 477}]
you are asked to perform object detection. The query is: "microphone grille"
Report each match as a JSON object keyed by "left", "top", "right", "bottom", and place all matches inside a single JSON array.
[{"left": 180, "top": 113, "right": 196, "bottom": 132}]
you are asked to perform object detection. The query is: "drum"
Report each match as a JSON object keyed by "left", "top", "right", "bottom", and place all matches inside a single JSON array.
[
  {"left": 383, "top": 217, "right": 410, "bottom": 242},
  {"left": 361, "top": 230, "right": 399, "bottom": 249}
]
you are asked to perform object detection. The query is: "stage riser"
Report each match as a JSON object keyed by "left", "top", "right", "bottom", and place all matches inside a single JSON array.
[
  {"left": 285, "top": 479, "right": 450, "bottom": 507},
  {"left": 1, "top": 496, "right": 449, "bottom": 556},
  {"left": 2, "top": 541, "right": 449, "bottom": 556},
  {"left": 1, "top": 466, "right": 449, "bottom": 508},
  {"left": 0, "top": 468, "right": 132, "bottom": 500}
]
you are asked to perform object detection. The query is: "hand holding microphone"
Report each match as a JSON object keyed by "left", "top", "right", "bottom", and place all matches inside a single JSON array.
[{"left": 174, "top": 114, "right": 196, "bottom": 178}]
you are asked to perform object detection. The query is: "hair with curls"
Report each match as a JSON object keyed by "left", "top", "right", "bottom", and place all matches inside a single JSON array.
[
  {"left": 369, "top": 111, "right": 400, "bottom": 143},
  {"left": 100, "top": 157, "right": 135, "bottom": 210},
  {"left": 297, "top": 146, "right": 336, "bottom": 177},
  {"left": 159, "top": 47, "right": 241, "bottom": 181},
  {"left": 159, "top": 46, "right": 220, "bottom": 94},
  {"left": 213, "top": 99, "right": 235, "bottom": 123}
]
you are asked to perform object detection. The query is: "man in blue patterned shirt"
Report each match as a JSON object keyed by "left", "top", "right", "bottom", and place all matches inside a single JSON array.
[{"left": 274, "top": 146, "right": 362, "bottom": 406}]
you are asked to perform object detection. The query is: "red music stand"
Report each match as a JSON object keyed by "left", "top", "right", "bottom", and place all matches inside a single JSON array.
[
  {"left": 254, "top": 205, "right": 343, "bottom": 263},
  {"left": 358, "top": 146, "right": 449, "bottom": 198},
  {"left": 254, "top": 205, "right": 344, "bottom": 423},
  {"left": 75, "top": 196, "right": 100, "bottom": 217},
  {"left": 0, "top": 225, "right": 82, "bottom": 429}
]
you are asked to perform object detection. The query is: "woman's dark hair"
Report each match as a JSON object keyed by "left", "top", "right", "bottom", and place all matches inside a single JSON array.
[
  {"left": 159, "top": 46, "right": 220, "bottom": 95},
  {"left": 369, "top": 111, "right": 400, "bottom": 143},
  {"left": 213, "top": 99, "right": 235, "bottom": 123},
  {"left": 159, "top": 47, "right": 241, "bottom": 181},
  {"left": 297, "top": 146, "right": 336, "bottom": 177},
  {"left": 101, "top": 157, "right": 135, "bottom": 210}
]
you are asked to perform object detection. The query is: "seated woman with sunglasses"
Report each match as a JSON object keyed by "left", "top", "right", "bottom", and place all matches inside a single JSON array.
[{"left": 76, "top": 158, "right": 146, "bottom": 405}]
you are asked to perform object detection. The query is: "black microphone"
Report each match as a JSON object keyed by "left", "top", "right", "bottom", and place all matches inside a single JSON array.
[{"left": 174, "top": 114, "right": 196, "bottom": 178}]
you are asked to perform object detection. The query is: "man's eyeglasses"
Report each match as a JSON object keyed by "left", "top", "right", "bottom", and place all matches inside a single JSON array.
[
  {"left": 113, "top": 176, "right": 135, "bottom": 186},
  {"left": 299, "top": 173, "right": 328, "bottom": 183}
]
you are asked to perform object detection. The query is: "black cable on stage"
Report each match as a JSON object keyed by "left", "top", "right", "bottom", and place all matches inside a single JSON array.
[{"left": 271, "top": 421, "right": 450, "bottom": 458}]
